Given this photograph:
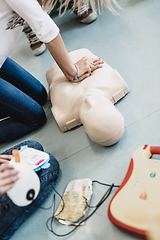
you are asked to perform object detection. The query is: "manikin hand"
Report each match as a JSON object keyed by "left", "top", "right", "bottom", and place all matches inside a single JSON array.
[
  {"left": 0, "top": 155, "right": 19, "bottom": 196},
  {"left": 75, "top": 57, "right": 104, "bottom": 82}
]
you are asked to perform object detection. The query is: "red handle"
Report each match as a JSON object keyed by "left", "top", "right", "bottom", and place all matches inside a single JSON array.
[{"left": 150, "top": 146, "right": 160, "bottom": 155}]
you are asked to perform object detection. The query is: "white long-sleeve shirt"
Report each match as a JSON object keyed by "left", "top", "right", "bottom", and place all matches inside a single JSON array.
[{"left": 0, "top": 0, "right": 59, "bottom": 67}]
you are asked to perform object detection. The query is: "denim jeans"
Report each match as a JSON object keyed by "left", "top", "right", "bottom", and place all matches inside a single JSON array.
[
  {"left": 0, "top": 140, "right": 60, "bottom": 240},
  {"left": 0, "top": 58, "right": 47, "bottom": 144}
]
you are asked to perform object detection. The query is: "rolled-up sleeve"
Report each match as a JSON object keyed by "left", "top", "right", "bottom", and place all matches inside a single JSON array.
[{"left": 5, "top": 0, "right": 59, "bottom": 43}]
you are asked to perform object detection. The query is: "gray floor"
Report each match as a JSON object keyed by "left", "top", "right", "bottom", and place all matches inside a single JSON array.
[{"left": 1, "top": 0, "right": 160, "bottom": 239}]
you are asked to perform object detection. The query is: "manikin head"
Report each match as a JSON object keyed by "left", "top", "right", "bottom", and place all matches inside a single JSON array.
[{"left": 79, "top": 94, "right": 124, "bottom": 146}]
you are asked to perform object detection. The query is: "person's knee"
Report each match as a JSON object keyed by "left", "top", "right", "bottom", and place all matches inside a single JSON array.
[
  {"left": 28, "top": 106, "right": 47, "bottom": 130},
  {"left": 35, "top": 86, "right": 47, "bottom": 106},
  {"left": 21, "top": 140, "right": 44, "bottom": 151},
  {"left": 37, "top": 153, "right": 60, "bottom": 185},
  {"left": 35, "top": 108, "right": 47, "bottom": 128}
]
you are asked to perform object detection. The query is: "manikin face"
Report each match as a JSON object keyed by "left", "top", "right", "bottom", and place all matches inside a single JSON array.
[{"left": 79, "top": 94, "right": 124, "bottom": 146}]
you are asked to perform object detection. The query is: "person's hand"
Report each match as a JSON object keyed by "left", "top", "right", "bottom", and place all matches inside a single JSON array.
[
  {"left": 74, "top": 57, "right": 104, "bottom": 82},
  {"left": 89, "top": 57, "right": 104, "bottom": 73},
  {"left": 0, "top": 158, "right": 19, "bottom": 196},
  {"left": 0, "top": 154, "right": 12, "bottom": 164}
]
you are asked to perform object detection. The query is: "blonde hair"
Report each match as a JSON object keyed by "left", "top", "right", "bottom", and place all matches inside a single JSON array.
[{"left": 37, "top": 0, "right": 120, "bottom": 15}]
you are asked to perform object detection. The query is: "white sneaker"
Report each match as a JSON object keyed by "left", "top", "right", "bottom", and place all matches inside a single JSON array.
[
  {"left": 23, "top": 24, "right": 46, "bottom": 56},
  {"left": 68, "top": 0, "right": 98, "bottom": 24}
]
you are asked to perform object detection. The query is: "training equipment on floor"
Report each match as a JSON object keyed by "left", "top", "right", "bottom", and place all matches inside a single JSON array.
[
  {"left": 19, "top": 146, "right": 50, "bottom": 171},
  {"left": 108, "top": 145, "right": 160, "bottom": 237},
  {"left": 46, "top": 48, "right": 130, "bottom": 146},
  {"left": 7, "top": 150, "right": 40, "bottom": 207}
]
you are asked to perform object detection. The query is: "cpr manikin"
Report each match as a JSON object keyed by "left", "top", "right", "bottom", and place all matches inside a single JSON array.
[{"left": 46, "top": 49, "right": 129, "bottom": 146}]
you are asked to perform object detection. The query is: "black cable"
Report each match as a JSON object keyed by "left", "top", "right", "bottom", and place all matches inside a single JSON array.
[
  {"left": 38, "top": 190, "right": 55, "bottom": 210},
  {"left": 50, "top": 184, "right": 65, "bottom": 215},
  {"left": 87, "top": 180, "right": 120, "bottom": 208},
  {"left": 34, "top": 180, "right": 120, "bottom": 237},
  {"left": 92, "top": 180, "right": 120, "bottom": 188},
  {"left": 46, "top": 184, "right": 79, "bottom": 237},
  {"left": 45, "top": 181, "right": 119, "bottom": 237}
]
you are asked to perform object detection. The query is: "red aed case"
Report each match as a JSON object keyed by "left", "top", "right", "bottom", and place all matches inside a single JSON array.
[{"left": 108, "top": 145, "right": 160, "bottom": 237}]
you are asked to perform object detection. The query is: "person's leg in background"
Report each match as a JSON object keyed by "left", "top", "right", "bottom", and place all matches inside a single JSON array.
[
  {"left": 0, "top": 58, "right": 47, "bottom": 144},
  {"left": 23, "top": 23, "right": 47, "bottom": 56},
  {"left": 23, "top": 0, "right": 97, "bottom": 55},
  {"left": 0, "top": 140, "right": 60, "bottom": 240},
  {"left": 67, "top": 0, "right": 97, "bottom": 24}
]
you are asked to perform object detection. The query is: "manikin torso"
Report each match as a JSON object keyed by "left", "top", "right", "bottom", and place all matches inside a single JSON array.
[{"left": 46, "top": 49, "right": 129, "bottom": 146}]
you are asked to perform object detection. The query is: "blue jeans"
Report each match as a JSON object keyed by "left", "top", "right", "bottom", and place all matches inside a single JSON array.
[
  {"left": 0, "top": 58, "right": 47, "bottom": 144},
  {"left": 0, "top": 140, "right": 60, "bottom": 240}
]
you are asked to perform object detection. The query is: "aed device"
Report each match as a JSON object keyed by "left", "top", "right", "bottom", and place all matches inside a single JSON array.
[
  {"left": 7, "top": 150, "right": 40, "bottom": 206},
  {"left": 108, "top": 145, "right": 160, "bottom": 238}
]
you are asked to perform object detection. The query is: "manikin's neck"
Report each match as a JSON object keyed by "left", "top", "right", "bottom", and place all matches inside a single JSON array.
[{"left": 79, "top": 90, "right": 105, "bottom": 121}]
